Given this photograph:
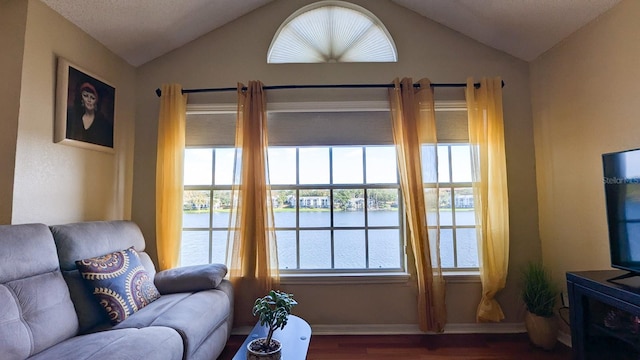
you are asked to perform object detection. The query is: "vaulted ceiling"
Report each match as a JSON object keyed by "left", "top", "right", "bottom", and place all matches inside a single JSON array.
[{"left": 40, "top": 0, "right": 622, "bottom": 67}]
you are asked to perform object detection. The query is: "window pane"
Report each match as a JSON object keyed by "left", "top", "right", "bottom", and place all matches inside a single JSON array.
[
  {"left": 451, "top": 145, "right": 472, "bottom": 183},
  {"left": 299, "top": 189, "right": 330, "bottom": 227},
  {"left": 456, "top": 228, "right": 478, "bottom": 267},
  {"left": 212, "top": 191, "right": 231, "bottom": 227},
  {"left": 334, "top": 230, "right": 365, "bottom": 269},
  {"left": 184, "top": 149, "right": 212, "bottom": 185},
  {"left": 211, "top": 231, "right": 228, "bottom": 264},
  {"left": 333, "top": 189, "right": 364, "bottom": 227},
  {"left": 426, "top": 189, "right": 438, "bottom": 226},
  {"left": 437, "top": 145, "right": 450, "bottom": 183},
  {"left": 269, "top": 147, "right": 297, "bottom": 184},
  {"left": 333, "top": 147, "right": 363, "bottom": 184},
  {"left": 439, "top": 228, "right": 454, "bottom": 268},
  {"left": 438, "top": 189, "right": 452, "bottom": 226},
  {"left": 368, "top": 189, "right": 399, "bottom": 226},
  {"left": 428, "top": 230, "right": 440, "bottom": 265},
  {"left": 421, "top": 145, "right": 438, "bottom": 183},
  {"left": 274, "top": 211, "right": 297, "bottom": 229},
  {"left": 454, "top": 188, "right": 475, "bottom": 226},
  {"left": 276, "top": 230, "right": 297, "bottom": 270},
  {"left": 214, "top": 148, "right": 235, "bottom": 185},
  {"left": 181, "top": 231, "right": 209, "bottom": 266},
  {"left": 183, "top": 190, "right": 210, "bottom": 228},
  {"left": 366, "top": 146, "right": 397, "bottom": 183},
  {"left": 369, "top": 229, "right": 400, "bottom": 268},
  {"left": 299, "top": 230, "right": 331, "bottom": 269},
  {"left": 272, "top": 190, "right": 297, "bottom": 228},
  {"left": 299, "top": 147, "right": 329, "bottom": 184}
]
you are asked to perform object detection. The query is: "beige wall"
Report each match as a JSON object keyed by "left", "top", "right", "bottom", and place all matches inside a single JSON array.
[
  {"left": 134, "top": 0, "right": 539, "bottom": 327},
  {"left": 531, "top": 0, "right": 640, "bottom": 292},
  {"left": 0, "top": 0, "right": 28, "bottom": 224},
  {"left": 10, "top": 0, "right": 136, "bottom": 225}
]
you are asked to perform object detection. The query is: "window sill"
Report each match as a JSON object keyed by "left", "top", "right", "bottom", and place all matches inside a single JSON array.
[
  {"left": 278, "top": 270, "right": 480, "bottom": 285},
  {"left": 280, "top": 272, "right": 411, "bottom": 285},
  {"left": 443, "top": 270, "right": 481, "bottom": 283}
]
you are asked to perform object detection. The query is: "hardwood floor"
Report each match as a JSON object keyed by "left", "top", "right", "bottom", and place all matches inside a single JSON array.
[{"left": 217, "top": 333, "right": 572, "bottom": 360}]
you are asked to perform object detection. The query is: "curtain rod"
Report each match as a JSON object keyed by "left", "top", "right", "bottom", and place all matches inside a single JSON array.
[{"left": 154, "top": 80, "right": 504, "bottom": 97}]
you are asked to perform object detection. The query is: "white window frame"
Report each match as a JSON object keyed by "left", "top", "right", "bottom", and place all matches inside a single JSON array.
[{"left": 269, "top": 145, "right": 404, "bottom": 275}]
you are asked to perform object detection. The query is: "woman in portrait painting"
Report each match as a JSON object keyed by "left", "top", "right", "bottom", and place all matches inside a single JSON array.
[{"left": 66, "top": 81, "right": 113, "bottom": 148}]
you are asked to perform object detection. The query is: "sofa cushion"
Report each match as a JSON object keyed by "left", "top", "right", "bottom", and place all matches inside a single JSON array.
[
  {"left": 51, "top": 221, "right": 154, "bottom": 275},
  {"left": 114, "top": 283, "right": 232, "bottom": 358},
  {"left": 76, "top": 247, "right": 161, "bottom": 324},
  {"left": 0, "top": 224, "right": 79, "bottom": 360},
  {"left": 154, "top": 263, "right": 228, "bottom": 294},
  {"left": 29, "top": 327, "right": 184, "bottom": 360}
]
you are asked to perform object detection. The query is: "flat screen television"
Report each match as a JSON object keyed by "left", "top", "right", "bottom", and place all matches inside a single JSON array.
[{"left": 603, "top": 148, "right": 640, "bottom": 280}]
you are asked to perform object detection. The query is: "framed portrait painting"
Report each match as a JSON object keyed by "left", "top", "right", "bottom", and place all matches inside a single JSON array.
[{"left": 55, "top": 57, "right": 115, "bottom": 153}]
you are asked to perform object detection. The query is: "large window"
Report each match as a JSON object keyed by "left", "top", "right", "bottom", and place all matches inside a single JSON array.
[{"left": 181, "top": 102, "right": 478, "bottom": 274}]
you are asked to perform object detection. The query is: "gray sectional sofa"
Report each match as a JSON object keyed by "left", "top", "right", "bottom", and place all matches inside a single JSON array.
[{"left": 0, "top": 220, "right": 233, "bottom": 360}]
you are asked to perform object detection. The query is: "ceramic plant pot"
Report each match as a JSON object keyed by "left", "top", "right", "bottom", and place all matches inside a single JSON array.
[
  {"left": 525, "top": 311, "right": 558, "bottom": 350},
  {"left": 246, "top": 338, "right": 282, "bottom": 360}
]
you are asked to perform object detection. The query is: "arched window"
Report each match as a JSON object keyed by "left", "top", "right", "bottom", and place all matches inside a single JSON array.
[{"left": 267, "top": 1, "right": 398, "bottom": 64}]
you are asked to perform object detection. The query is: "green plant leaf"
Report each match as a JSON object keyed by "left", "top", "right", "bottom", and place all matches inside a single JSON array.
[
  {"left": 520, "top": 262, "right": 559, "bottom": 317},
  {"left": 252, "top": 290, "right": 298, "bottom": 344}
]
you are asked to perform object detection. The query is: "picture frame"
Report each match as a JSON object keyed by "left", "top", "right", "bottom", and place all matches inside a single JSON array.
[{"left": 55, "top": 57, "right": 115, "bottom": 153}]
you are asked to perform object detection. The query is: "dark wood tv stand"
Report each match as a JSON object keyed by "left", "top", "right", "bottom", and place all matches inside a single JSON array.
[{"left": 566, "top": 270, "right": 640, "bottom": 359}]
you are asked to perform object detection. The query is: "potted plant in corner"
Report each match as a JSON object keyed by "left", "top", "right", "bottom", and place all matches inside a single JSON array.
[
  {"left": 247, "top": 290, "right": 298, "bottom": 360},
  {"left": 521, "top": 261, "right": 560, "bottom": 350}
]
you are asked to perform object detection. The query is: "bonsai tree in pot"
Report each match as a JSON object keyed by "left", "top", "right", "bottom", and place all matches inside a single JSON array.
[
  {"left": 247, "top": 290, "right": 298, "bottom": 360},
  {"left": 521, "top": 261, "right": 560, "bottom": 350}
]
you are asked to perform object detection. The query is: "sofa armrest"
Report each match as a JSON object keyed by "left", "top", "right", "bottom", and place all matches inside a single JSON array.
[{"left": 154, "top": 264, "right": 228, "bottom": 294}]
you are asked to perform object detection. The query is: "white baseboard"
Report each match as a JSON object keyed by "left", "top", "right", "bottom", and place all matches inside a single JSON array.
[
  {"left": 233, "top": 322, "right": 574, "bottom": 349},
  {"left": 307, "top": 323, "right": 423, "bottom": 335},
  {"left": 233, "top": 322, "right": 527, "bottom": 336}
]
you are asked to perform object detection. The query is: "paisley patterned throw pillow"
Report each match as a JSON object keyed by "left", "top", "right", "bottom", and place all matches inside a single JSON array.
[{"left": 76, "top": 247, "right": 160, "bottom": 324}]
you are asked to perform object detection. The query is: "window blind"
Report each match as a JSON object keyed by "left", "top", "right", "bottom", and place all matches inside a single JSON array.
[{"left": 185, "top": 103, "right": 468, "bottom": 147}]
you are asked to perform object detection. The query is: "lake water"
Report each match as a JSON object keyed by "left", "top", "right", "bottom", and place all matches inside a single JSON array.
[{"left": 180, "top": 210, "right": 478, "bottom": 269}]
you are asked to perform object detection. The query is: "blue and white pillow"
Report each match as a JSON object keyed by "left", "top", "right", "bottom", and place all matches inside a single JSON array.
[{"left": 76, "top": 247, "right": 160, "bottom": 324}]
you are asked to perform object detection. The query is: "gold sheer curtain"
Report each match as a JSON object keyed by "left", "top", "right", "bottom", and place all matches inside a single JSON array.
[
  {"left": 156, "top": 84, "right": 187, "bottom": 271},
  {"left": 389, "top": 78, "right": 446, "bottom": 332},
  {"left": 228, "top": 81, "right": 279, "bottom": 325},
  {"left": 466, "top": 77, "right": 510, "bottom": 322}
]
